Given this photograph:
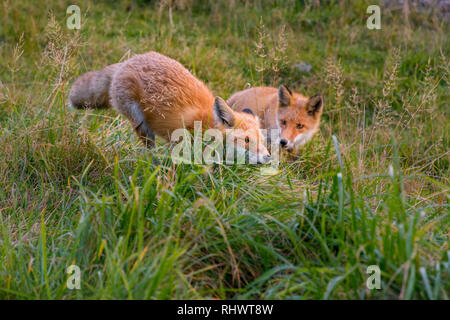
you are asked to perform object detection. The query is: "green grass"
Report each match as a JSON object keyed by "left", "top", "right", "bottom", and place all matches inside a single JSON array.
[{"left": 0, "top": 0, "right": 448, "bottom": 299}]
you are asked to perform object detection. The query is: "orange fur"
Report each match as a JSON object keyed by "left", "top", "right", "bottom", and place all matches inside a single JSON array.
[
  {"left": 69, "top": 51, "right": 270, "bottom": 162},
  {"left": 228, "top": 86, "right": 323, "bottom": 152}
]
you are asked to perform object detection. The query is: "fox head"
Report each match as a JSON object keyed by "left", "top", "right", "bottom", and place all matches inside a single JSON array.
[
  {"left": 276, "top": 85, "right": 323, "bottom": 152},
  {"left": 213, "top": 97, "right": 271, "bottom": 164}
]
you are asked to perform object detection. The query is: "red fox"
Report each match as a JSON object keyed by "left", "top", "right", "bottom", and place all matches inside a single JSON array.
[
  {"left": 228, "top": 85, "right": 323, "bottom": 152},
  {"left": 69, "top": 51, "right": 270, "bottom": 163}
]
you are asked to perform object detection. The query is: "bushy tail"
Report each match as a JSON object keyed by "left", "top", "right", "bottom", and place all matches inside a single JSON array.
[{"left": 68, "top": 63, "right": 122, "bottom": 109}]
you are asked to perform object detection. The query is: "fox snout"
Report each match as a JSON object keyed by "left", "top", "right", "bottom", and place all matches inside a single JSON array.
[
  {"left": 279, "top": 139, "right": 294, "bottom": 152},
  {"left": 258, "top": 143, "right": 272, "bottom": 164},
  {"left": 258, "top": 154, "right": 272, "bottom": 164},
  {"left": 247, "top": 144, "right": 271, "bottom": 164}
]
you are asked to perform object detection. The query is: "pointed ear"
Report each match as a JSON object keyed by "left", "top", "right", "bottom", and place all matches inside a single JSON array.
[
  {"left": 213, "top": 97, "right": 235, "bottom": 128},
  {"left": 278, "top": 85, "right": 292, "bottom": 107},
  {"left": 306, "top": 94, "right": 323, "bottom": 116}
]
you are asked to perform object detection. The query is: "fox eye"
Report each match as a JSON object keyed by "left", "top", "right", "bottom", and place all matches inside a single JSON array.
[
  {"left": 245, "top": 137, "right": 250, "bottom": 143},
  {"left": 280, "top": 120, "right": 287, "bottom": 126},
  {"left": 296, "top": 123, "right": 304, "bottom": 129}
]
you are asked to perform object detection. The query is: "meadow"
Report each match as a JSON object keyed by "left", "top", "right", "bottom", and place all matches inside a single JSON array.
[{"left": 0, "top": 0, "right": 448, "bottom": 299}]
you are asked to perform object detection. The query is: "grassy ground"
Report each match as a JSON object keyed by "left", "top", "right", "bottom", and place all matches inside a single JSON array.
[{"left": 0, "top": 0, "right": 448, "bottom": 299}]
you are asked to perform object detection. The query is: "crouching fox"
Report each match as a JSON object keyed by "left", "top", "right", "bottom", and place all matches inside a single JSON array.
[
  {"left": 69, "top": 51, "right": 270, "bottom": 163},
  {"left": 228, "top": 85, "right": 323, "bottom": 152}
]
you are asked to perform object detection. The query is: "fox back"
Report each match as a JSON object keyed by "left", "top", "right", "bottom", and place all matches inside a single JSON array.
[
  {"left": 108, "top": 51, "right": 216, "bottom": 140},
  {"left": 69, "top": 51, "right": 270, "bottom": 163}
]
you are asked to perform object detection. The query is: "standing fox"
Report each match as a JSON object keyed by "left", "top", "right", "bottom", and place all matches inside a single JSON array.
[
  {"left": 69, "top": 51, "right": 270, "bottom": 163},
  {"left": 228, "top": 86, "right": 323, "bottom": 152}
]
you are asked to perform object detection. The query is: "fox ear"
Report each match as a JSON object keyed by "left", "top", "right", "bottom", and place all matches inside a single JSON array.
[
  {"left": 306, "top": 94, "right": 323, "bottom": 116},
  {"left": 278, "top": 85, "right": 292, "bottom": 107},
  {"left": 213, "top": 97, "right": 235, "bottom": 128}
]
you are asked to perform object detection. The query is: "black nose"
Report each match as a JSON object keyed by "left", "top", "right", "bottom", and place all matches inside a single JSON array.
[{"left": 280, "top": 139, "right": 288, "bottom": 147}]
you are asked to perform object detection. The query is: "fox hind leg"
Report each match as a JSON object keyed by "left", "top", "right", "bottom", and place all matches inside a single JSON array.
[
  {"left": 134, "top": 118, "right": 155, "bottom": 148},
  {"left": 109, "top": 72, "right": 155, "bottom": 148},
  {"left": 127, "top": 102, "right": 155, "bottom": 148},
  {"left": 115, "top": 100, "right": 155, "bottom": 148}
]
